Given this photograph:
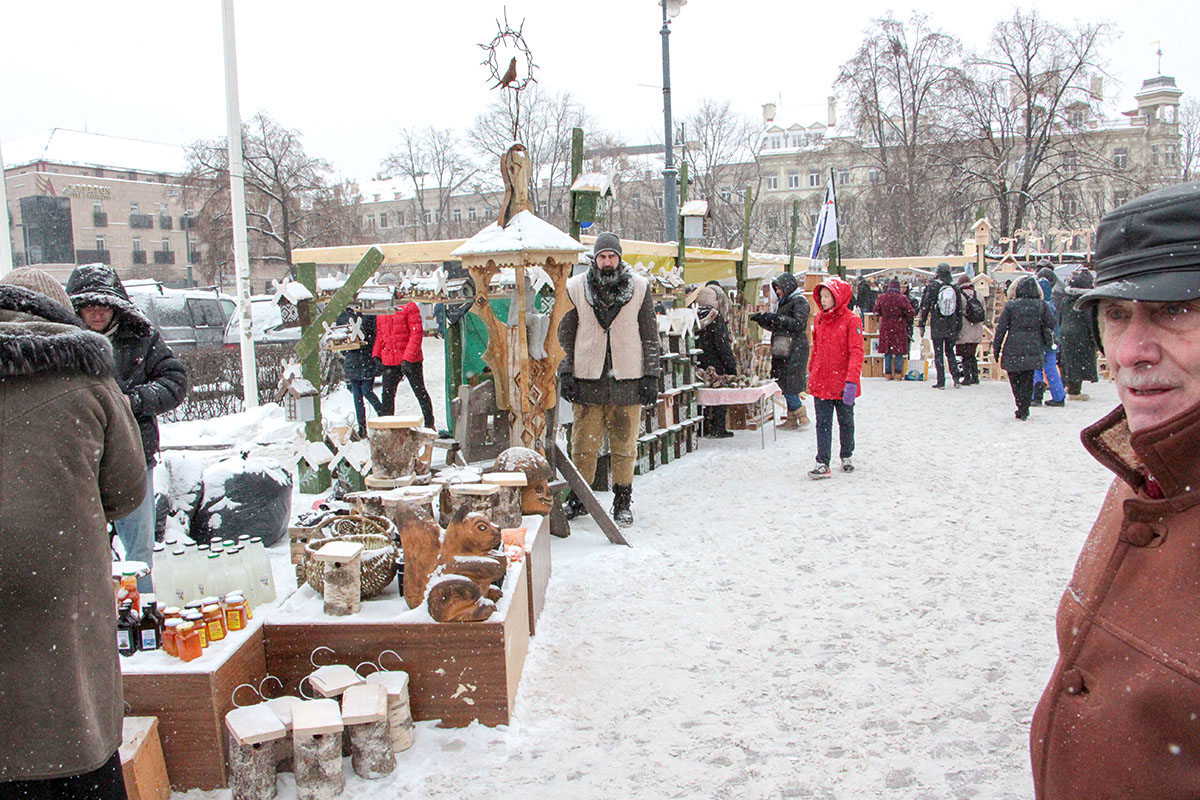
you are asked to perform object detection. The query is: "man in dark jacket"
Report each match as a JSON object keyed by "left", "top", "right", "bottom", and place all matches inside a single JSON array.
[
  {"left": 0, "top": 269, "right": 146, "bottom": 798},
  {"left": 336, "top": 305, "right": 380, "bottom": 438},
  {"left": 1030, "top": 182, "right": 1200, "bottom": 799},
  {"left": 917, "top": 262, "right": 963, "bottom": 388},
  {"left": 1058, "top": 268, "right": 1099, "bottom": 400},
  {"left": 67, "top": 263, "right": 188, "bottom": 592},
  {"left": 992, "top": 276, "right": 1055, "bottom": 420},
  {"left": 558, "top": 233, "right": 660, "bottom": 527},
  {"left": 750, "top": 272, "right": 810, "bottom": 429}
]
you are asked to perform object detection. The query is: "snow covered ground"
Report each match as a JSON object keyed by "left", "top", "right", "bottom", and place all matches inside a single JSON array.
[{"left": 168, "top": 342, "right": 1118, "bottom": 799}]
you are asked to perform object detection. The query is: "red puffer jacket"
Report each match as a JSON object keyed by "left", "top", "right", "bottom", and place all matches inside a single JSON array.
[
  {"left": 372, "top": 301, "right": 424, "bottom": 366},
  {"left": 807, "top": 277, "right": 863, "bottom": 401}
]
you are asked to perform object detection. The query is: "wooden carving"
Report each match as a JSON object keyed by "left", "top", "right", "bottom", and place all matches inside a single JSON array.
[
  {"left": 498, "top": 143, "right": 532, "bottom": 228},
  {"left": 492, "top": 447, "right": 553, "bottom": 515},
  {"left": 391, "top": 504, "right": 507, "bottom": 622}
]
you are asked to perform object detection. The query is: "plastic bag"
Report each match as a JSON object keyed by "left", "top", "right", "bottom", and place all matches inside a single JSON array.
[{"left": 190, "top": 454, "right": 293, "bottom": 546}]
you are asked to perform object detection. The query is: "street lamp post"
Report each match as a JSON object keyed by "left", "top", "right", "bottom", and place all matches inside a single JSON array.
[{"left": 660, "top": 0, "right": 685, "bottom": 244}]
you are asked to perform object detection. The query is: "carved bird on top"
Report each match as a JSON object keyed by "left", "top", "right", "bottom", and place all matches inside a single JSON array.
[
  {"left": 498, "top": 143, "right": 532, "bottom": 228},
  {"left": 492, "top": 57, "right": 518, "bottom": 89}
]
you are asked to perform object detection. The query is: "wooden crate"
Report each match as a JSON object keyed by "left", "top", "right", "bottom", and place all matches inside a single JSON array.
[
  {"left": 264, "top": 562, "right": 530, "bottom": 728},
  {"left": 727, "top": 397, "right": 772, "bottom": 431},
  {"left": 122, "top": 625, "right": 268, "bottom": 791},
  {"left": 863, "top": 355, "right": 885, "bottom": 378},
  {"left": 525, "top": 515, "right": 552, "bottom": 636},
  {"left": 119, "top": 717, "right": 170, "bottom": 800},
  {"left": 863, "top": 312, "right": 880, "bottom": 333}
]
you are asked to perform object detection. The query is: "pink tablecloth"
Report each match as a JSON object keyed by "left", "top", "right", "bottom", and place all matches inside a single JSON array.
[{"left": 696, "top": 380, "right": 781, "bottom": 406}]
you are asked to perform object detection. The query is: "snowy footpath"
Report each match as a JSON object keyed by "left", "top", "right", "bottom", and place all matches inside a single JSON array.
[{"left": 171, "top": 350, "right": 1117, "bottom": 799}]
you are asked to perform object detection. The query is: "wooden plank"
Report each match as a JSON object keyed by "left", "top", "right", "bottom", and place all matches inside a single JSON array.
[
  {"left": 311, "top": 541, "right": 365, "bottom": 563},
  {"left": 292, "top": 698, "right": 344, "bottom": 737},
  {"left": 525, "top": 514, "right": 552, "bottom": 635},
  {"left": 368, "top": 415, "right": 424, "bottom": 429},
  {"left": 224, "top": 704, "right": 287, "bottom": 746},
  {"left": 308, "top": 664, "right": 364, "bottom": 698},
  {"left": 119, "top": 717, "right": 170, "bottom": 800},
  {"left": 550, "top": 443, "right": 630, "bottom": 546},
  {"left": 340, "top": 684, "right": 388, "bottom": 725}
]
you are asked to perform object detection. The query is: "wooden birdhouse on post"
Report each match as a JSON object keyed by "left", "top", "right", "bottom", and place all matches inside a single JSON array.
[
  {"left": 569, "top": 172, "right": 613, "bottom": 226},
  {"left": 680, "top": 199, "right": 709, "bottom": 240},
  {"left": 973, "top": 217, "right": 993, "bottom": 276},
  {"left": 452, "top": 142, "right": 587, "bottom": 453},
  {"left": 277, "top": 365, "right": 318, "bottom": 422}
]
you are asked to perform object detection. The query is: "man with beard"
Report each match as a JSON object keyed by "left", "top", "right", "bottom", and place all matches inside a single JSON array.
[
  {"left": 557, "top": 233, "right": 660, "bottom": 527},
  {"left": 1029, "top": 182, "right": 1200, "bottom": 798}
]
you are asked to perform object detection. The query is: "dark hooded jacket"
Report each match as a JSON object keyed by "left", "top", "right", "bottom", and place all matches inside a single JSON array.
[
  {"left": 336, "top": 307, "right": 379, "bottom": 382},
  {"left": 1058, "top": 270, "right": 1099, "bottom": 386},
  {"left": 808, "top": 277, "right": 863, "bottom": 401},
  {"left": 692, "top": 285, "right": 737, "bottom": 376},
  {"left": 1036, "top": 265, "right": 1067, "bottom": 324},
  {"left": 66, "top": 264, "right": 188, "bottom": 464},
  {"left": 917, "top": 263, "right": 963, "bottom": 341},
  {"left": 992, "top": 276, "right": 1056, "bottom": 372},
  {"left": 872, "top": 279, "right": 914, "bottom": 355},
  {"left": 0, "top": 284, "right": 146, "bottom": 781},
  {"left": 752, "top": 272, "right": 809, "bottom": 394}
]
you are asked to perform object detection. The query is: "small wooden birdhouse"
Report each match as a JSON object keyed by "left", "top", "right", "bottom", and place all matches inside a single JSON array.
[
  {"left": 272, "top": 279, "right": 314, "bottom": 330},
  {"left": 680, "top": 200, "right": 709, "bottom": 239},
  {"left": 570, "top": 172, "right": 613, "bottom": 225},
  {"left": 973, "top": 217, "right": 993, "bottom": 248},
  {"left": 277, "top": 365, "right": 319, "bottom": 422}
]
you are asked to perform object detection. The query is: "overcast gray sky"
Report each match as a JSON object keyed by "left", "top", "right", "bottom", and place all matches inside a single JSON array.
[{"left": 2, "top": 0, "right": 1194, "bottom": 183}]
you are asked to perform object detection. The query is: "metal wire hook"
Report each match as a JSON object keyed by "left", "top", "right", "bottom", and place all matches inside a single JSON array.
[
  {"left": 298, "top": 675, "right": 316, "bottom": 701},
  {"left": 355, "top": 661, "right": 381, "bottom": 677},
  {"left": 309, "top": 645, "right": 334, "bottom": 669},
  {"left": 231, "top": 683, "right": 263, "bottom": 708},
  {"left": 258, "top": 674, "right": 283, "bottom": 699},
  {"left": 377, "top": 649, "right": 404, "bottom": 671}
]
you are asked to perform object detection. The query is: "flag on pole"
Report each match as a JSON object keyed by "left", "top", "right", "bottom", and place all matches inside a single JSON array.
[{"left": 809, "top": 175, "right": 838, "bottom": 263}]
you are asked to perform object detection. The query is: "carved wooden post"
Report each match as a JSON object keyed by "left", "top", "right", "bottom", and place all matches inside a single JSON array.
[
  {"left": 481, "top": 471, "right": 526, "bottom": 528},
  {"left": 313, "top": 541, "right": 364, "bottom": 616},
  {"left": 225, "top": 704, "right": 286, "bottom": 800},
  {"left": 364, "top": 670, "right": 414, "bottom": 753},
  {"left": 291, "top": 699, "right": 344, "bottom": 800},
  {"left": 341, "top": 684, "right": 395, "bottom": 779}
]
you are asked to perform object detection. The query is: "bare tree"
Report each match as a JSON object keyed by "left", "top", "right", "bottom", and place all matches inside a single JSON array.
[
  {"left": 469, "top": 85, "right": 590, "bottom": 228},
  {"left": 946, "top": 10, "right": 1116, "bottom": 239},
  {"left": 1180, "top": 98, "right": 1200, "bottom": 183},
  {"left": 835, "top": 12, "right": 961, "bottom": 256},
  {"left": 379, "top": 126, "right": 480, "bottom": 240},
  {"left": 678, "top": 99, "right": 763, "bottom": 249},
  {"left": 186, "top": 112, "right": 355, "bottom": 283}
]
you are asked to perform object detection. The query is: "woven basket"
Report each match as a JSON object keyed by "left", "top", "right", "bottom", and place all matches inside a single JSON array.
[{"left": 304, "top": 531, "right": 398, "bottom": 599}]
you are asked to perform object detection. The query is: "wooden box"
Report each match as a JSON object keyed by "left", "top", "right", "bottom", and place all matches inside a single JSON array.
[
  {"left": 524, "top": 514, "right": 552, "bottom": 636},
  {"left": 635, "top": 435, "right": 654, "bottom": 476},
  {"left": 863, "top": 312, "right": 880, "bottom": 334},
  {"left": 864, "top": 356, "right": 885, "bottom": 378},
  {"left": 122, "top": 625, "right": 268, "bottom": 791},
  {"left": 264, "top": 562, "right": 531, "bottom": 728},
  {"left": 119, "top": 717, "right": 170, "bottom": 800}
]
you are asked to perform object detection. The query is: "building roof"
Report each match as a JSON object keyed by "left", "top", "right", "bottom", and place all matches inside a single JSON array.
[{"left": 2, "top": 128, "right": 188, "bottom": 175}]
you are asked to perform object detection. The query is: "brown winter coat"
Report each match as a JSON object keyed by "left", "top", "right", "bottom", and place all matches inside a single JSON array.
[
  {"left": 0, "top": 285, "right": 146, "bottom": 781},
  {"left": 1031, "top": 400, "right": 1200, "bottom": 798}
]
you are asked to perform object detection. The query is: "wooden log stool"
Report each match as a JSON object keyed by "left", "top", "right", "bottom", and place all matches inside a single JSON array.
[
  {"left": 363, "top": 670, "right": 414, "bottom": 753},
  {"left": 265, "top": 695, "right": 302, "bottom": 773},
  {"left": 340, "top": 684, "right": 395, "bottom": 779},
  {"left": 307, "top": 664, "right": 364, "bottom": 699},
  {"left": 225, "top": 704, "right": 287, "bottom": 800},
  {"left": 312, "top": 541, "right": 365, "bottom": 617},
  {"left": 367, "top": 416, "right": 436, "bottom": 479},
  {"left": 445, "top": 483, "right": 502, "bottom": 525},
  {"left": 480, "top": 472, "right": 527, "bottom": 529},
  {"left": 291, "top": 700, "right": 344, "bottom": 800}
]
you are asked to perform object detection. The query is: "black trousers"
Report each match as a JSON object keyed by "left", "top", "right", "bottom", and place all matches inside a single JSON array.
[
  {"left": 0, "top": 750, "right": 126, "bottom": 800},
  {"left": 955, "top": 342, "right": 979, "bottom": 384},
  {"left": 814, "top": 397, "right": 855, "bottom": 464},
  {"left": 932, "top": 337, "right": 961, "bottom": 386},
  {"left": 380, "top": 361, "right": 435, "bottom": 428},
  {"left": 1008, "top": 370, "right": 1035, "bottom": 415}
]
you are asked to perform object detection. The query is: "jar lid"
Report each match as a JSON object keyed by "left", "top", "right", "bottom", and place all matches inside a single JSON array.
[
  {"left": 165, "top": 619, "right": 182, "bottom": 628},
  {"left": 202, "top": 604, "right": 220, "bottom": 613},
  {"left": 201, "top": 596, "right": 219, "bottom": 605},
  {"left": 177, "top": 622, "right": 194, "bottom": 632}
]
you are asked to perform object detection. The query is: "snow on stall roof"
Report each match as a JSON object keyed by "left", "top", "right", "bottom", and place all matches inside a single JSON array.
[
  {"left": 2, "top": 128, "right": 189, "bottom": 175},
  {"left": 569, "top": 172, "right": 612, "bottom": 195},
  {"left": 680, "top": 200, "right": 709, "bottom": 216},
  {"left": 451, "top": 210, "right": 586, "bottom": 256}
]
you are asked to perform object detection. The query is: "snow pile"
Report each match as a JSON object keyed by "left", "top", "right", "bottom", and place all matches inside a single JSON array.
[{"left": 451, "top": 210, "right": 587, "bottom": 257}]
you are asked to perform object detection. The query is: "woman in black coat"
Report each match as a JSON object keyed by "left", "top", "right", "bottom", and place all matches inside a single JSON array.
[
  {"left": 1059, "top": 269, "right": 1100, "bottom": 400},
  {"left": 749, "top": 272, "right": 810, "bottom": 429},
  {"left": 691, "top": 283, "right": 738, "bottom": 438},
  {"left": 337, "top": 306, "right": 381, "bottom": 437},
  {"left": 993, "top": 275, "right": 1056, "bottom": 420}
]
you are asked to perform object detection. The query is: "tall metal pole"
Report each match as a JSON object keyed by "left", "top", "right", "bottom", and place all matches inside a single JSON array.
[
  {"left": 0, "top": 138, "right": 13, "bottom": 278},
  {"left": 221, "top": 0, "right": 258, "bottom": 407},
  {"left": 660, "top": 3, "right": 678, "bottom": 243}
]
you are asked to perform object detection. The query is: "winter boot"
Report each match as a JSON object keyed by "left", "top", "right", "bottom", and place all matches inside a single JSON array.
[
  {"left": 779, "top": 409, "right": 800, "bottom": 430},
  {"left": 563, "top": 491, "right": 588, "bottom": 520},
  {"left": 795, "top": 406, "right": 811, "bottom": 429},
  {"left": 712, "top": 409, "right": 734, "bottom": 438},
  {"left": 1031, "top": 381, "right": 1046, "bottom": 407},
  {"left": 611, "top": 484, "right": 634, "bottom": 528}
]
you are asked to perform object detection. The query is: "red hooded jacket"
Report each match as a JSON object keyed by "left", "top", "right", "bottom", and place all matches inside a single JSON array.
[
  {"left": 807, "top": 277, "right": 863, "bottom": 401},
  {"left": 372, "top": 301, "right": 424, "bottom": 366}
]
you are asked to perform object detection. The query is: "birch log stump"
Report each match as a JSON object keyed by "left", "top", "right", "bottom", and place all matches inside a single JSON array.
[
  {"left": 225, "top": 704, "right": 287, "bottom": 800},
  {"left": 367, "top": 416, "right": 437, "bottom": 479},
  {"left": 313, "top": 541, "right": 364, "bottom": 616},
  {"left": 341, "top": 684, "right": 395, "bottom": 779},
  {"left": 481, "top": 472, "right": 527, "bottom": 528},
  {"left": 364, "top": 670, "right": 415, "bottom": 752},
  {"left": 292, "top": 700, "right": 344, "bottom": 800},
  {"left": 265, "top": 696, "right": 302, "bottom": 773},
  {"left": 445, "top": 483, "right": 502, "bottom": 524}
]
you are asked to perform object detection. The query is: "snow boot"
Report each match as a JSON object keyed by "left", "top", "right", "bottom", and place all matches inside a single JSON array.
[
  {"left": 563, "top": 491, "right": 588, "bottom": 521},
  {"left": 1031, "top": 381, "right": 1046, "bottom": 407},
  {"left": 779, "top": 409, "right": 800, "bottom": 430},
  {"left": 611, "top": 484, "right": 634, "bottom": 528},
  {"left": 795, "top": 406, "right": 811, "bottom": 429}
]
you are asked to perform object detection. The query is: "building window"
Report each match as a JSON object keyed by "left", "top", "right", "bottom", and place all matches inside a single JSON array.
[
  {"left": 379, "top": 212, "right": 388, "bottom": 228},
  {"left": 1063, "top": 151, "right": 1078, "bottom": 173},
  {"left": 453, "top": 208, "right": 462, "bottom": 223},
  {"left": 767, "top": 212, "right": 780, "bottom": 229},
  {"left": 132, "top": 237, "right": 142, "bottom": 252},
  {"left": 468, "top": 207, "right": 477, "bottom": 221},
  {"left": 631, "top": 195, "right": 641, "bottom": 211},
  {"left": 868, "top": 168, "right": 881, "bottom": 184},
  {"left": 373, "top": 194, "right": 381, "bottom": 202},
  {"left": 654, "top": 195, "right": 663, "bottom": 209},
  {"left": 393, "top": 192, "right": 402, "bottom": 200},
  {"left": 720, "top": 186, "right": 731, "bottom": 202},
  {"left": 396, "top": 211, "right": 405, "bottom": 226},
  {"left": 130, "top": 202, "right": 140, "bottom": 214},
  {"left": 96, "top": 235, "right": 106, "bottom": 251},
  {"left": 808, "top": 170, "right": 821, "bottom": 187},
  {"left": 93, "top": 167, "right": 104, "bottom": 178},
  {"left": 424, "top": 209, "right": 432, "bottom": 224},
  {"left": 838, "top": 168, "right": 850, "bottom": 185},
  {"left": 1113, "top": 190, "right": 1130, "bottom": 208},
  {"left": 809, "top": 213, "right": 818, "bottom": 227},
  {"left": 365, "top": 213, "right": 376, "bottom": 229},
  {"left": 126, "top": 171, "right": 137, "bottom": 181},
  {"left": 787, "top": 171, "right": 800, "bottom": 189},
  {"left": 93, "top": 200, "right": 103, "bottom": 214},
  {"left": 1166, "top": 144, "right": 1179, "bottom": 166},
  {"left": 161, "top": 237, "right": 171, "bottom": 252},
  {"left": 766, "top": 174, "right": 779, "bottom": 190},
  {"left": 1151, "top": 145, "right": 1160, "bottom": 166},
  {"left": 1113, "top": 148, "right": 1128, "bottom": 169},
  {"left": 770, "top": 135, "right": 781, "bottom": 149},
  {"left": 1068, "top": 108, "right": 1085, "bottom": 127}
]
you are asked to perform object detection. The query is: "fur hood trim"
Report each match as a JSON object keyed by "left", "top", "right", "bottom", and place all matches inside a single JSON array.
[{"left": 0, "top": 285, "right": 114, "bottom": 378}]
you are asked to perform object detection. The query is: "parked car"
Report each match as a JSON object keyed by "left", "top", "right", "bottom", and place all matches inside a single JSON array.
[
  {"left": 125, "top": 281, "right": 236, "bottom": 351},
  {"left": 223, "top": 295, "right": 302, "bottom": 347}
]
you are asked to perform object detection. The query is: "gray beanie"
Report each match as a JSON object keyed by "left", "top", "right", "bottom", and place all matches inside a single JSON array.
[
  {"left": 0, "top": 267, "right": 71, "bottom": 310},
  {"left": 593, "top": 232, "right": 622, "bottom": 258}
]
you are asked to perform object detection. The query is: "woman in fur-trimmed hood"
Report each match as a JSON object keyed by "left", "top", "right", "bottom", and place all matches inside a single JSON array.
[{"left": 0, "top": 270, "right": 146, "bottom": 793}]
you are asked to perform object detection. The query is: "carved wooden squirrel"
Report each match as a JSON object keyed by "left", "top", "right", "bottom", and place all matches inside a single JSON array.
[{"left": 391, "top": 503, "right": 507, "bottom": 622}]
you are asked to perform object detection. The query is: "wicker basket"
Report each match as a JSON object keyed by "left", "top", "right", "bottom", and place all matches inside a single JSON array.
[{"left": 304, "top": 531, "right": 399, "bottom": 599}]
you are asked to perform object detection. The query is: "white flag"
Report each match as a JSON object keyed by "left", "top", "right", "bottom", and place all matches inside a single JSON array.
[{"left": 809, "top": 176, "right": 838, "bottom": 263}]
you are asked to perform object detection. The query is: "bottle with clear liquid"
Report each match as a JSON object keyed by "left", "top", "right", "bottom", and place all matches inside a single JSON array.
[
  {"left": 194, "top": 551, "right": 215, "bottom": 599},
  {"left": 247, "top": 537, "right": 276, "bottom": 604},
  {"left": 206, "top": 552, "right": 230, "bottom": 599},
  {"left": 168, "top": 548, "right": 196, "bottom": 605},
  {"left": 150, "top": 543, "right": 173, "bottom": 606}
]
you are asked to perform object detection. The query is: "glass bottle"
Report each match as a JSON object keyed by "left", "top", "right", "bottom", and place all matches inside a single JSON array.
[
  {"left": 117, "top": 602, "right": 139, "bottom": 657},
  {"left": 247, "top": 537, "right": 276, "bottom": 604},
  {"left": 223, "top": 593, "right": 248, "bottom": 632},
  {"left": 183, "top": 611, "right": 207, "bottom": 648},
  {"left": 119, "top": 571, "right": 141, "bottom": 615},
  {"left": 138, "top": 601, "right": 162, "bottom": 651}
]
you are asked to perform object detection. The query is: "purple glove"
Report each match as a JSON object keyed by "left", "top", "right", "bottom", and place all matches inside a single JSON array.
[{"left": 841, "top": 383, "right": 856, "bottom": 406}]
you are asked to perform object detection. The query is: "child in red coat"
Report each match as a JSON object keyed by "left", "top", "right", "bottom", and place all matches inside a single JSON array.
[
  {"left": 372, "top": 298, "right": 435, "bottom": 428},
  {"left": 807, "top": 277, "right": 864, "bottom": 478}
]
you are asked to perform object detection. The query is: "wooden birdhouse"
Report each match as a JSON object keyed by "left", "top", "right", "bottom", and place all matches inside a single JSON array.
[
  {"left": 277, "top": 371, "right": 319, "bottom": 422},
  {"left": 680, "top": 199, "right": 709, "bottom": 239},
  {"left": 973, "top": 217, "right": 993, "bottom": 248},
  {"left": 273, "top": 279, "right": 314, "bottom": 330},
  {"left": 570, "top": 172, "right": 613, "bottom": 225}
]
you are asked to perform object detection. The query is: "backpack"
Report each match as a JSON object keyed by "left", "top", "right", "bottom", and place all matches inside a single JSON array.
[
  {"left": 936, "top": 284, "right": 958, "bottom": 317},
  {"left": 963, "top": 295, "right": 985, "bottom": 324}
]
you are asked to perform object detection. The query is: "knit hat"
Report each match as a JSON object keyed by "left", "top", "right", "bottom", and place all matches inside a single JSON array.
[
  {"left": 0, "top": 267, "right": 71, "bottom": 310},
  {"left": 593, "top": 232, "right": 622, "bottom": 258},
  {"left": 956, "top": 274, "right": 973, "bottom": 287}
]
